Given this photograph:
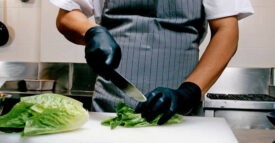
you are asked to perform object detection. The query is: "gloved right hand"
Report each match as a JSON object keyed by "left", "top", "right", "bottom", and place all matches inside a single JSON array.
[
  {"left": 84, "top": 26, "right": 121, "bottom": 80},
  {"left": 135, "top": 82, "right": 201, "bottom": 125}
]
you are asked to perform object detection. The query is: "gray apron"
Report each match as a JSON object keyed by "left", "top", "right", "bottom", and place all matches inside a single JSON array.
[{"left": 92, "top": 0, "right": 207, "bottom": 112}]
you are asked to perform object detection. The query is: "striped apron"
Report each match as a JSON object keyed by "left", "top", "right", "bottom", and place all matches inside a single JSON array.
[{"left": 91, "top": 0, "right": 207, "bottom": 112}]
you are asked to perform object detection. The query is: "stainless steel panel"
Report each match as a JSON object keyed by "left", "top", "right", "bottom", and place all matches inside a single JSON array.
[
  {"left": 0, "top": 62, "right": 38, "bottom": 87},
  {"left": 38, "top": 63, "right": 70, "bottom": 91},
  {"left": 214, "top": 110, "right": 275, "bottom": 129},
  {"left": 207, "top": 68, "right": 271, "bottom": 95}
]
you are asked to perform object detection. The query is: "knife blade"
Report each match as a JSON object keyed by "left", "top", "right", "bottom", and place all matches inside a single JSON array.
[{"left": 109, "top": 70, "right": 147, "bottom": 102}]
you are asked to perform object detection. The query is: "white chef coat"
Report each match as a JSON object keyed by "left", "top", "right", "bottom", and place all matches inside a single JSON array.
[{"left": 50, "top": 0, "right": 254, "bottom": 20}]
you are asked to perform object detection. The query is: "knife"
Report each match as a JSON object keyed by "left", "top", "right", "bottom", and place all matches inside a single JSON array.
[{"left": 109, "top": 70, "right": 147, "bottom": 102}]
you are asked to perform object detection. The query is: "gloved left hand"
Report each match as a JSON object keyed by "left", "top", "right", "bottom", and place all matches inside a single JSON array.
[{"left": 135, "top": 82, "right": 201, "bottom": 125}]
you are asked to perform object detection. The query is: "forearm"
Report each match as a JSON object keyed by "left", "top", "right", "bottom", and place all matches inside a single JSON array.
[
  {"left": 185, "top": 16, "right": 239, "bottom": 95},
  {"left": 56, "top": 9, "right": 98, "bottom": 45}
]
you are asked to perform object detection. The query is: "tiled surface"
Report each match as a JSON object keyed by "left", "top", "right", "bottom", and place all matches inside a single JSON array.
[
  {"left": 9, "top": 7, "right": 40, "bottom": 45},
  {"left": 238, "top": 3, "right": 275, "bottom": 48},
  {"left": 229, "top": 48, "right": 275, "bottom": 67},
  {"left": 0, "top": 0, "right": 40, "bottom": 8},
  {"left": 40, "top": 42, "right": 84, "bottom": 63},
  {"left": 0, "top": 0, "right": 40, "bottom": 62},
  {"left": 251, "top": 0, "right": 275, "bottom": 7},
  {"left": 0, "top": 0, "right": 274, "bottom": 66},
  {"left": 40, "top": 0, "right": 85, "bottom": 63}
]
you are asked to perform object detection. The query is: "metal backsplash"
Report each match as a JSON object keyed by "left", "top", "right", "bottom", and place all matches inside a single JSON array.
[
  {"left": 0, "top": 62, "right": 38, "bottom": 87},
  {"left": 0, "top": 62, "right": 98, "bottom": 93},
  {"left": 204, "top": 67, "right": 274, "bottom": 129},
  {"left": 0, "top": 62, "right": 38, "bottom": 79},
  {"left": 207, "top": 68, "right": 271, "bottom": 95},
  {"left": 38, "top": 63, "right": 70, "bottom": 91},
  {"left": 0, "top": 63, "right": 273, "bottom": 95},
  {"left": 38, "top": 63, "right": 97, "bottom": 92},
  {"left": 71, "top": 63, "right": 97, "bottom": 91}
]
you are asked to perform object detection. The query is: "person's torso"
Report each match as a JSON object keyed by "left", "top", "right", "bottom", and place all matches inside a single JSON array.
[{"left": 100, "top": 0, "right": 207, "bottom": 93}]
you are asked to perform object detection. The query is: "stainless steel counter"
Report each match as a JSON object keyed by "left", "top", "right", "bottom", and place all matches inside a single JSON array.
[{"left": 232, "top": 129, "right": 275, "bottom": 143}]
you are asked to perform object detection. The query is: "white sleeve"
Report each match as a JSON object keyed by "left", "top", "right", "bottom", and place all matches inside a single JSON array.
[
  {"left": 49, "top": 0, "right": 95, "bottom": 17},
  {"left": 203, "top": 0, "right": 254, "bottom": 20},
  {"left": 92, "top": 0, "right": 105, "bottom": 20}
]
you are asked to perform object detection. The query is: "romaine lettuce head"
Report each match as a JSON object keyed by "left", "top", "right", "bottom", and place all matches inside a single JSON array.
[{"left": 0, "top": 94, "right": 89, "bottom": 136}]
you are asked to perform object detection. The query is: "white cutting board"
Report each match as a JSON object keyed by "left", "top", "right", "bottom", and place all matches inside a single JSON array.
[{"left": 0, "top": 112, "right": 238, "bottom": 143}]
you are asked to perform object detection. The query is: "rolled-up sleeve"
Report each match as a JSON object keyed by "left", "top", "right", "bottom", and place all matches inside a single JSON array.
[
  {"left": 203, "top": 0, "right": 254, "bottom": 20},
  {"left": 50, "top": 0, "right": 95, "bottom": 17}
]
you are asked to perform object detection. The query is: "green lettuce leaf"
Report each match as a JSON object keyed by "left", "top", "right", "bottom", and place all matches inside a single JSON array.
[
  {"left": 101, "top": 101, "right": 182, "bottom": 129},
  {"left": 0, "top": 94, "right": 89, "bottom": 136},
  {"left": 0, "top": 102, "right": 37, "bottom": 129}
]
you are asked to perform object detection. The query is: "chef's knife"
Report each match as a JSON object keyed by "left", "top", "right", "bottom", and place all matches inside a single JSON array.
[{"left": 109, "top": 70, "right": 147, "bottom": 102}]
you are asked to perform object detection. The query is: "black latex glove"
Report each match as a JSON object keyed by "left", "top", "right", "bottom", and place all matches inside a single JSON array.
[
  {"left": 85, "top": 26, "right": 121, "bottom": 80},
  {"left": 135, "top": 82, "right": 201, "bottom": 125}
]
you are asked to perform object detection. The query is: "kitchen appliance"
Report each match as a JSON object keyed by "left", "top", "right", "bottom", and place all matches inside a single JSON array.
[
  {"left": 203, "top": 68, "right": 275, "bottom": 129},
  {"left": 0, "top": 112, "right": 238, "bottom": 143},
  {"left": 0, "top": 21, "right": 9, "bottom": 46},
  {"left": 204, "top": 93, "right": 275, "bottom": 129},
  {"left": 0, "top": 0, "right": 9, "bottom": 46},
  {"left": 204, "top": 93, "right": 275, "bottom": 110},
  {"left": 110, "top": 70, "right": 146, "bottom": 102}
]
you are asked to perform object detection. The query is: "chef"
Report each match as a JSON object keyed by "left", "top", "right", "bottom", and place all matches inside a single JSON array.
[{"left": 50, "top": 0, "right": 254, "bottom": 124}]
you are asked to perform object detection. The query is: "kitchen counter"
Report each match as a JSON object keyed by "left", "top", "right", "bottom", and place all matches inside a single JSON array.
[
  {"left": 232, "top": 128, "right": 275, "bottom": 143},
  {"left": 0, "top": 112, "right": 238, "bottom": 143}
]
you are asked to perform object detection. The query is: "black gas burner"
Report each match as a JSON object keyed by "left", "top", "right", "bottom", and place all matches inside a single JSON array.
[{"left": 207, "top": 93, "right": 275, "bottom": 102}]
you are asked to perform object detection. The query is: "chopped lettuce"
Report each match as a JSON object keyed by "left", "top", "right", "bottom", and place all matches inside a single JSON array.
[
  {"left": 0, "top": 94, "right": 89, "bottom": 136},
  {"left": 101, "top": 101, "right": 182, "bottom": 129}
]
